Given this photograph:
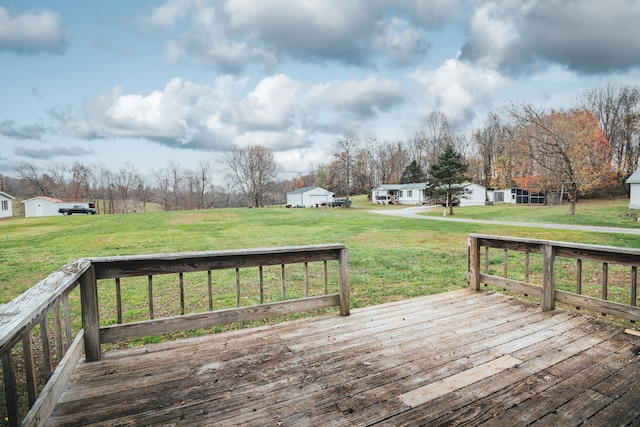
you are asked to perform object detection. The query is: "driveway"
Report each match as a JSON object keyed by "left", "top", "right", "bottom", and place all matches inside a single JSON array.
[{"left": 370, "top": 206, "right": 640, "bottom": 236}]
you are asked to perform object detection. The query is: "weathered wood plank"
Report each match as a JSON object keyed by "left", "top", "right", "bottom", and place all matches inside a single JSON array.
[
  {"left": 90, "top": 245, "right": 345, "bottom": 279},
  {"left": 99, "top": 294, "right": 340, "bottom": 343},
  {"left": 46, "top": 290, "right": 640, "bottom": 427},
  {"left": 22, "top": 331, "right": 85, "bottom": 427},
  {"left": 0, "top": 259, "right": 90, "bottom": 354}
]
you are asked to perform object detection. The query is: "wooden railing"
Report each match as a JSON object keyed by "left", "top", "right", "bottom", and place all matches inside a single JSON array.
[
  {"left": 0, "top": 244, "right": 349, "bottom": 427},
  {"left": 468, "top": 234, "right": 640, "bottom": 321}
]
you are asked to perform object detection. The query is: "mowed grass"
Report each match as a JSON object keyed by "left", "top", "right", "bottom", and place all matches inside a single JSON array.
[
  {"left": 2, "top": 196, "right": 640, "bottom": 309},
  {"left": 423, "top": 197, "right": 640, "bottom": 228}
]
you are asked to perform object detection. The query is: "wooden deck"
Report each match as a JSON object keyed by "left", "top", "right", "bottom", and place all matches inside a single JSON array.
[{"left": 47, "top": 289, "right": 640, "bottom": 426}]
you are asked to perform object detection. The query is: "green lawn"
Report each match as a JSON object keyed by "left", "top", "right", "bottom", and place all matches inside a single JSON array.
[
  {"left": 422, "top": 198, "right": 640, "bottom": 228},
  {"left": 2, "top": 197, "right": 640, "bottom": 308}
]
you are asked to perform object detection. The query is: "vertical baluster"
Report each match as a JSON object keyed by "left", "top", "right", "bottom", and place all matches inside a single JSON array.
[
  {"left": 63, "top": 294, "right": 72, "bottom": 349},
  {"left": 39, "top": 317, "right": 52, "bottom": 380},
  {"left": 259, "top": 266, "right": 264, "bottom": 304},
  {"left": 208, "top": 270, "right": 213, "bottom": 311},
  {"left": 115, "top": 277, "right": 123, "bottom": 324},
  {"left": 524, "top": 252, "right": 530, "bottom": 283},
  {"left": 22, "top": 333, "right": 37, "bottom": 406},
  {"left": 576, "top": 259, "right": 583, "bottom": 294},
  {"left": 148, "top": 275, "right": 154, "bottom": 320},
  {"left": 602, "top": 262, "right": 608, "bottom": 300},
  {"left": 2, "top": 352, "right": 19, "bottom": 427},
  {"left": 179, "top": 272, "right": 185, "bottom": 315},
  {"left": 235, "top": 268, "right": 241, "bottom": 307},
  {"left": 484, "top": 246, "right": 490, "bottom": 275},
  {"left": 503, "top": 249, "right": 508, "bottom": 278},
  {"left": 632, "top": 266, "right": 637, "bottom": 307},
  {"left": 281, "top": 264, "right": 286, "bottom": 300},
  {"left": 602, "top": 262, "right": 608, "bottom": 316},
  {"left": 304, "top": 262, "right": 309, "bottom": 298},
  {"left": 53, "top": 301, "right": 64, "bottom": 359},
  {"left": 323, "top": 261, "right": 328, "bottom": 294}
]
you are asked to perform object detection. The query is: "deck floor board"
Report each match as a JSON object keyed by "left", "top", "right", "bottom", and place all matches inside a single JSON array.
[{"left": 46, "top": 289, "right": 640, "bottom": 426}]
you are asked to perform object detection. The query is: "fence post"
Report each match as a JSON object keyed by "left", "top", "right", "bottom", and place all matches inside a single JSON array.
[
  {"left": 468, "top": 236, "right": 481, "bottom": 291},
  {"left": 542, "top": 242, "right": 556, "bottom": 310},
  {"left": 80, "top": 265, "right": 101, "bottom": 361},
  {"left": 338, "top": 247, "right": 350, "bottom": 316}
]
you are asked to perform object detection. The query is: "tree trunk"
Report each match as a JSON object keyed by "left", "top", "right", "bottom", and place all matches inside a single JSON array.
[{"left": 569, "top": 182, "right": 577, "bottom": 216}]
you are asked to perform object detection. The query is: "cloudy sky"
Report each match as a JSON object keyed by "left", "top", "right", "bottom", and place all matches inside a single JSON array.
[{"left": 1, "top": 0, "right": 640, "bottom": 180}]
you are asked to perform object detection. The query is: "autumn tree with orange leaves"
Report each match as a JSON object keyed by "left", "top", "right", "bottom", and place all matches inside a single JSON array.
[{"left": 507, "top": 103, "right": 616, "bottom": 215}]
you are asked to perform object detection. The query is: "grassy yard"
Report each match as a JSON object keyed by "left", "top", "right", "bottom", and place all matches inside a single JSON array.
[
  {"left": 2, "top": 196, "right": 640, "bottom": 308},
  {"left": 422, "top": 197, "right": 640, "bottom": 228}
]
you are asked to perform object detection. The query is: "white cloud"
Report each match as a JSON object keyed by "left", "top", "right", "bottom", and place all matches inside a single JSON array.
[
  {"left": 0, "top": 7, "right": 68, "bottom": 54},
  {"left": 59, "top": 74, "right": 407, "bottom": 152},
  {"left": 410, "top": 59, "right": 509, "bottom": 125}
]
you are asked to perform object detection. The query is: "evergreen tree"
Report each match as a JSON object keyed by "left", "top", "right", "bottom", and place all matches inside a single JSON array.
[
  {"left": 427, "top": 144, "right": 470, "bottom": 215},
  {"left": 400, "top": 159, "right": 426, "bottom": 184}
]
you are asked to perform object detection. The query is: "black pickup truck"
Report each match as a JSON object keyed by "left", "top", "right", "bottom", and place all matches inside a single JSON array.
[{"left": 58, "top": 205, "right": 97, "bottom": 215}]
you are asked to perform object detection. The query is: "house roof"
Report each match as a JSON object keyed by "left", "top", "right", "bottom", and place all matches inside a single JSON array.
[
  {"left": 627, "top": 168, "right": 640, "bottom": 184},
  {"left": 21, "top": 196, "right": 64, "bottom": 204},
  {"left": 373, "top": 183, "right": 428, "bottom": 191},
  {"left": 0, "top": 191, "right": 15, "bottom": 200},
  {"left": 287, "top": 186, "right": 332, "bottom": 195}
]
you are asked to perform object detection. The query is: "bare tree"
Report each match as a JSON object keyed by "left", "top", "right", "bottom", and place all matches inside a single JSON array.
[
  {"left": 222, "top": 145, "right": 279, "bottom": 208},
  {"left": 579, "top": 84, "right": 640, "bottom": 192},
  {"left": 331, "top": 135, "right": 360, "bottom": 205}
]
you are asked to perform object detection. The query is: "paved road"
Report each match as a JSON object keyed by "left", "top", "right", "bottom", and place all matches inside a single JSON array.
[{"left": 370, "top": 206, "right": 640, "bottom": 235}]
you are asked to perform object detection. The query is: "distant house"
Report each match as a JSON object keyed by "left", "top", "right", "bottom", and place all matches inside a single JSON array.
[
  {"left": 372, "top": 183, "right": 428, "bottom": 205},
  {"left": 372, "top": 182, "right": 486, "bottom": 207},
  {"left": 0, "top": 191, "right": 15, "bottom": 219},
  {"left": 286, "top": 187, "right": 334, "bottom": 208},
  {"left": 627, "top": 169, "right": 640, "bottom": 209},
  {"left": 488, "top": 188, "right": 545, "bottom": 205}
]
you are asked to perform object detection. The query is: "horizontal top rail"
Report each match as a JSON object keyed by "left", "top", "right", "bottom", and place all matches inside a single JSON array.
[
  {"left": 88, "top": 244, "right": 346, "bottom": 279},
  {"left": 0, "top": 259, "right": 91, "bottom": 355},
  {"left": 469, "top": 233, "right": 640, "bottom": 264}
]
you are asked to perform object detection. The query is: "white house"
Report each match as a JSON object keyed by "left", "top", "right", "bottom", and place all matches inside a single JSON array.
[
  {"left": 458, "top": 183, "right": 487, "bottom": 207},
  {"left": 286, "top": 187, "right": 334, "bottom": 207},
  {"left": 0, "top": 191, "right": 15, "bottom": 219},
  {"left": 627, "top": 168, "right": 640, "bottom": 209},
  {"left": 372, "top": 182, "right": 486, "bottom": 206},
  {"left": 488, "top": 188, "right": 545, "bottom": 204},
  {"left": 372, "top": 183, "right": 428, "bottom": 205}
]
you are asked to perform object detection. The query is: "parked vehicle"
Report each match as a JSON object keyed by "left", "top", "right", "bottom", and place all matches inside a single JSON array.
[
  {"left": 58, "top": 205, "right": 96, "bottom": 215},
  {"left": 332, "top": 199, "right": 352, "bottom": 207}
]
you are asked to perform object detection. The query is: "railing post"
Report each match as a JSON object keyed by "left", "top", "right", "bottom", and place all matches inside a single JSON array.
[
  {"left": 542, "top": 242, "right": 556, "bottom": 310},
  {"left": 468, "top": 236, "right": 481, "bottom": 291},
  {"left": 338, "top": 247, "right": 350, "bottom": 316},
  {"left": 80, "top": 265, "right": 101, "bottom": 361}
]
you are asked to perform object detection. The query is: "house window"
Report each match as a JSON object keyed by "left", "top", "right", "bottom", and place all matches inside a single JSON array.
[
  {"left": 1, "top": 200, "right": 7, "bottom": 211},
  {"left": 407, "top": 190, "right": 413, "bottom": 198},
  {"left": 399, "top": 190, "right": 403, "bottom": 197}
]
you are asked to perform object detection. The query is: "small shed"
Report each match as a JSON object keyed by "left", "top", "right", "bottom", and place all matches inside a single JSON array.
[
  {"left": 627, "top": 169, "right": 640, "bottom": 209},
  {"left": 22, "top": 196, "right": 64, "bottom": 217},
  {"left": 0, "top": 191, "right": 15, "bottom": 219},
  {"left": 286, "top": 187, "right": 334, "bottom": 208}
]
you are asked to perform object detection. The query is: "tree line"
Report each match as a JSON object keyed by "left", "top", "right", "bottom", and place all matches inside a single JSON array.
[{"left": 2, "top": 84, "right": 638, "bottom": 213}]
